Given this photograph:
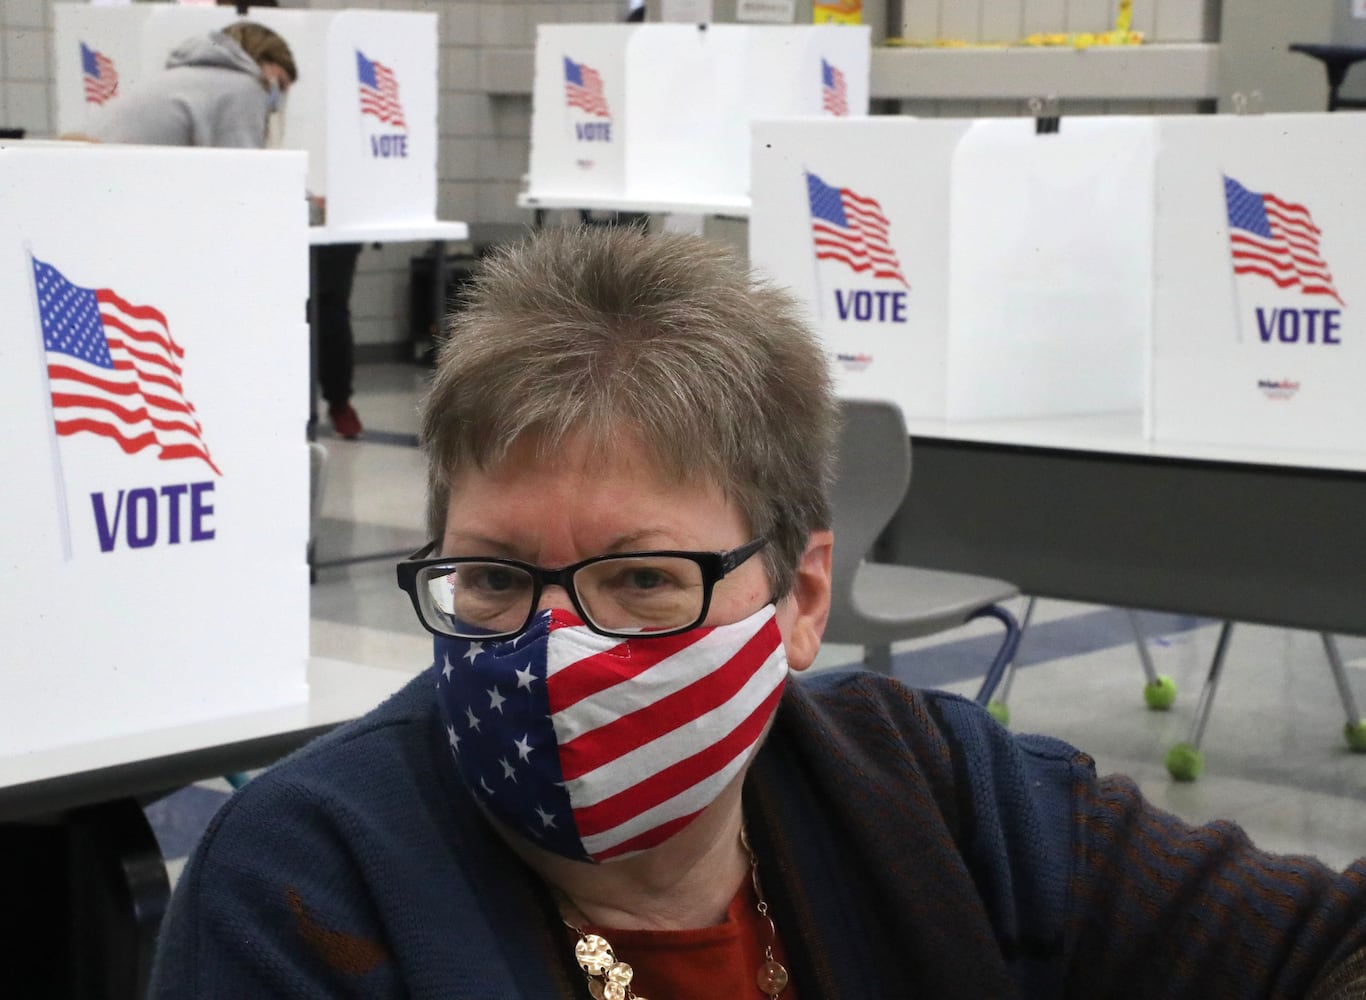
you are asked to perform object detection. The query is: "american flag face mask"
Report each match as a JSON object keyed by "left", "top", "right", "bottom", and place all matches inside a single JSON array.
[{"left": 433, "top": 605, "right": 788, "bottom": 863}]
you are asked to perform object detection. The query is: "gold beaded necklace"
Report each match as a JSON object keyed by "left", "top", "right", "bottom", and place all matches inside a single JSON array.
[{"left": 560, "top": 825, "right": 790, "bottom": 1000}]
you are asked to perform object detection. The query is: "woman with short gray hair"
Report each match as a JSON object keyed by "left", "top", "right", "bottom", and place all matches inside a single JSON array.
[{"left": 150, "top": 227, "right": 1366, "bottom": 999}]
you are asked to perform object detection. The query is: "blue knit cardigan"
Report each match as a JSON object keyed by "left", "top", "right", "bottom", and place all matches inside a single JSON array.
[{"left": 149, "top": 668, "right": 1366, "bottom": 998}]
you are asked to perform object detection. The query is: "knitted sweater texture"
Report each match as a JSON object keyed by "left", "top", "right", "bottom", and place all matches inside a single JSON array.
[{"left": 149, "top": 668, "right": 1366, "bottom": 998}]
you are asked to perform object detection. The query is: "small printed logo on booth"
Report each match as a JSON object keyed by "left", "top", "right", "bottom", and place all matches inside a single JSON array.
[
  {"left": 1257, "top": 378, "right": 1301, "bottom": 400},
  {"left": 836, "top": 352, "right": 874, "bottom": 371},
  {"left": 1224, "top": 175, "right": 1345, "bottom": 308},
  {"left": 564, "top": 56, "right": 613, "bottom": 143},
  {"left": 357, "top": 50, "right": 409, "bottom": 159},
  {"left": 30, "top": 256, "right": 220, "bottom": 555},
  {"left": 807, "top": 171, "right": 910, "bottom": 325},
  {"left": 80, "top": 42, "right": 119, "bottom": 105},
  {"left": 821, "top": 59, "right": 848, "bottom": 116}
]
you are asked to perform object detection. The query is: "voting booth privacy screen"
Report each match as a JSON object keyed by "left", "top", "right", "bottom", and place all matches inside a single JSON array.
[
  {"left": 751, "top": 113, "right": 1366, "bottom": 453},
  {"left": 53, "top": 4, "right": 151, "bottom": 120},
  {"left": 527, "top": 24, "right": 870, "bottom": 205},
  {"left": 0, "top": 143, "right": 310, "bottom": 756},
  {"left": 1150, "top": 116, "right": 1366, "bottom": 452},
  {"left": 54, "top": 4, "right": 438, "bottom": 228}
]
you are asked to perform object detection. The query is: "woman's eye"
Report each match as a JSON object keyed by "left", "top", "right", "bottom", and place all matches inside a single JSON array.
[
  {"left": 626, "top": 569, "right": 668, "bottom": 590},
  {"left": 460, "top": 567, "right": 521, "bottom": 593}
]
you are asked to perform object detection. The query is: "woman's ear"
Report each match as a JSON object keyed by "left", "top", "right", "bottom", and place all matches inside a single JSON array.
[{"left": 776, "top": 530, "right": 833, "bottom": 672}]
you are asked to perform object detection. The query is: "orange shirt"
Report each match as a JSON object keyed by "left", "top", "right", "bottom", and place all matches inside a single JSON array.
[{"left": 572, "top": 876, "right": 798, "bottom": 1000}]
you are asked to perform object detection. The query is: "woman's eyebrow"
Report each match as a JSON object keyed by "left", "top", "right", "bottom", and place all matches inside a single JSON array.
[
  {"left": 441, "top": 533, "right": 521, "bottom": 557},
  {"left": 443, "top": 529, "right": 689, "bottom": 560}
]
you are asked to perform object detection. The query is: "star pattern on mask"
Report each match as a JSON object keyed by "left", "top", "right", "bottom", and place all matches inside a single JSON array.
[{"left": 434, "top": 625, "right": 592, "bottom": 859}]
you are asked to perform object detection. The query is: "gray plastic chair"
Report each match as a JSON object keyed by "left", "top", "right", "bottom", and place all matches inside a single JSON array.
[{"left": 825, "top": 399, "right": 1021, "bottom": 705}]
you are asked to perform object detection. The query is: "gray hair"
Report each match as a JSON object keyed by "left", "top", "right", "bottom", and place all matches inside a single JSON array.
[{"left": 420, "top": 226, "right": 837, "bottom": 598}]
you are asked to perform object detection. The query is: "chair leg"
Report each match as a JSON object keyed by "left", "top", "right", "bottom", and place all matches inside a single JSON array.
[
  {"left": 970, "top": 603, "right": 1022, "bottom": 708},
  {"left": 864, "top": 643, "right": 893, "bottom": 674},
  {"left": 1129, "top": 609, "right": 1159, "bottom": 684},
  {"left": 987, "top": 596, "right": 1036, "bottom": 724},
  {"left": 1322, "top": 633, "right": 1366, "bottom": 752},
  {"left": 1128, "top": 610, "right": 1177, "bottom": 710},
  {"left": 1165, "top": 621, "right": 1235, "bottom": 781}
]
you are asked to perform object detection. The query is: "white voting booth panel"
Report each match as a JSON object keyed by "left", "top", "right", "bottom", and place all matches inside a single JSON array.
[
  {"left": 530, "top": 25, "right": 632, "bottom": 199},
  {"left": 750, "top": 117, "right": 966, "bottom": 418},
  {"left": 253, "top": 9, "right": 328, "bottom": 199},
  {"left": 947, "top": 118, "right": 1153, "bottom": 422},
  {"left": 139, "top": 5, "right": 235, "bottom": 71},
  {"left": 323, "top": 10, "right": 439, "bottom": 229},
  {"left": 0, "top": 143, "right": 310, "bottom": 758},
  {"left": 528, "top": 24, "right": 870, "bottom": 205},
  {"left": 751, "top": 116, "right": 1148, "bottom": 422},
  {"left": 1149, "top": 114, "right": 1366, "bottom": 453},
  {"left": 53, "top": 4, "right": 153, "bottom": 133},
  {"left": 53, "top": 5, "right": 438, "bottom": 228}
]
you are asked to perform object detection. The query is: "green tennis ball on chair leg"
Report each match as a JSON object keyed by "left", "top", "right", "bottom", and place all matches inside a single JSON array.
[
  {"left": 1165, "top": 742, "right": 1203, "bottom": 782},
  {"left": 1345, "top": 720, "right": 1366, "bottom": 753},
  {"left": 1143, "top": 674, "right": 1178, "bottom": 711},
  {"left": 986, "top": 700, "right": 1010, "bottom": 726}
]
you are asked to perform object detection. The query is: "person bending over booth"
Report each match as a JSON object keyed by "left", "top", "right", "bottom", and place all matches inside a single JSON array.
[
  {"left": 149, "top": 227, "right": 1366, "bottom": 999},
  {"left": 78, "top": 18, "right": 363, "bottom": 440},
  {"left": 84, "top": 22, "right": 295, "bottom": 149}
]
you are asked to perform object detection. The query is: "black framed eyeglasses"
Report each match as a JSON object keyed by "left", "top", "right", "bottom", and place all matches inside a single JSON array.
[{"left": 395, "top": 537, "right": 767, "bottom": 641}]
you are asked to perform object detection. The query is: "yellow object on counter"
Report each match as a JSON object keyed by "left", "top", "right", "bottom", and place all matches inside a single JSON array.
[
  {"left": 886, "top": 0, "right": 1142, "bottom": 50},
  {"left": 814, "top": 0, "right": 862, "bottom": 25}
]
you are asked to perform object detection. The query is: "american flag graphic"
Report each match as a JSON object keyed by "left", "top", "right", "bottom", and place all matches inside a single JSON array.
[
  {"left": 356, "top": 50, "right": 407, "bottom": 129},
  {"left": 821, "top": 59, "right": 848, "bottom": 116},
  {"left": 81, "top": 42, "right": 119, "bottom": 106},
  {"left": 807, "top": 172, "right": 909, "bottom": 288},
  {"left": 32, "top": 258, "right": 221, "bottom": 475},
  {"left": 437, "top": 608, "right": 786, "bottom": 862},
  {"left": 564, "top": 56, "right": 610, "bottom": 118},
  {"left": 1224, "top": 175, "right": 1344, "bottom": 305}
]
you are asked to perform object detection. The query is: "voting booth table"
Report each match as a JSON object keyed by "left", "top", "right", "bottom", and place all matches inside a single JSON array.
[
  {"left": 751, "top": 112, "right": 1366, "bottom": 774},
  {"left": 751, "top": 112, "right": 1366, "bottom": 447},
  {"left": 522, "top": 23, "right": 870, "bottom": 216},
  {"left": 0, "top": 140, "right": 311, "bottom": 995}
]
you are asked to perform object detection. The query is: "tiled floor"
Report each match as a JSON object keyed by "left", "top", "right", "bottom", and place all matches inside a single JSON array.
[{"left": 145, "top": 362, "right": 1366, "bottom": 878}]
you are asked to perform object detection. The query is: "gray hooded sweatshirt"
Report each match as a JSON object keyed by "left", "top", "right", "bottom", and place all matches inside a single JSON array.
[{"left": 87, "top": 31, "right": 272, "bottom": 149}]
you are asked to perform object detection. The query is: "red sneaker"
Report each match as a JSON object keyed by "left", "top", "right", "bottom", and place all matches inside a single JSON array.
[{"left": 329, "top": 404, "right": 363, "bottom": 440}]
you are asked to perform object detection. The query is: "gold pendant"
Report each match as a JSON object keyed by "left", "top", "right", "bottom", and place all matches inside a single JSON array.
[
  {"left": 575, "top": 934, "right": 616, "bottom": 975},
  {"left": 757, "top": 959, "right": 789, "bottom": 995}
]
